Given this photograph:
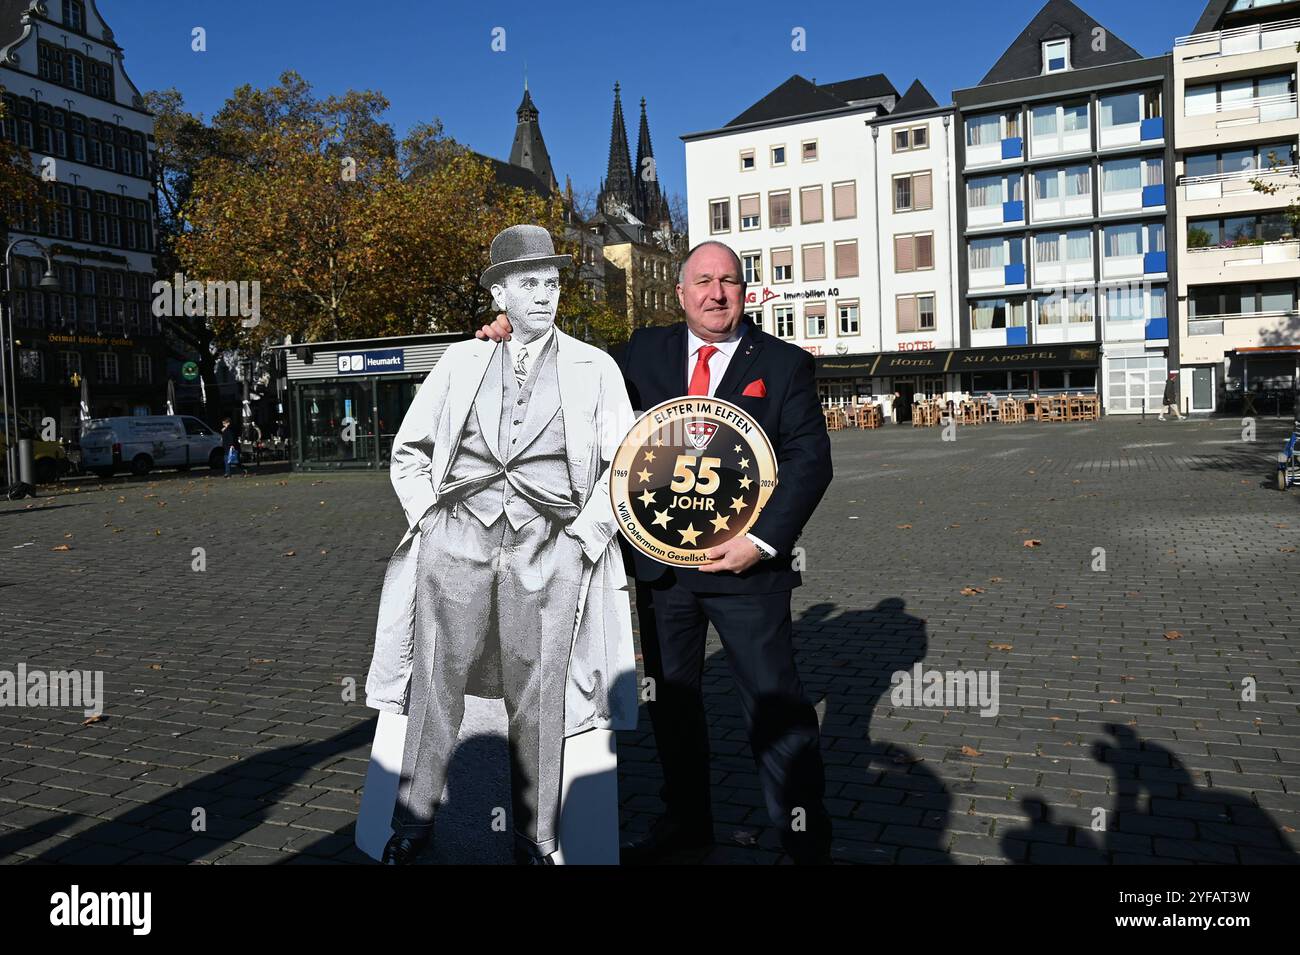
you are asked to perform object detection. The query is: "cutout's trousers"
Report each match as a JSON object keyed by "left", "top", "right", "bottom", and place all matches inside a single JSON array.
[{"left": 392, "top": 502, "right": 583, "bottom": 856}]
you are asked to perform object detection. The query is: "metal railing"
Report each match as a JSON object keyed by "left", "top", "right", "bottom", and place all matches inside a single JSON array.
[
  {"left": 1178, "top": 163, "right": 1298, "bottom": 186},
  {"left": 1186, "top": 237, "right": 1300, "bottom": 254},
  {"left": 1175, "top": 16, "right": 1300, "bottom": 53},
  {"left": 1185, "top": 91, "right": 1298, "bottom": 117}
]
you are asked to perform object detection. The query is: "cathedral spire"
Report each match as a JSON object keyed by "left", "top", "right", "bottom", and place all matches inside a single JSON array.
[
  {"left": 598, "top": 82, "right": 637, "bottom": 220},
  {"left": 509, "top": 78, "right": 556, "bottom": 192},
  {"left": 634, "top": 96, "right": 670, "bottom": 229}
]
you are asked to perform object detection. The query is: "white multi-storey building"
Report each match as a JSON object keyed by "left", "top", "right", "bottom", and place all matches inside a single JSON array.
[
  {"left": 1173, "top": 0, "right": 1300, "bottom": 415},
  {"left": 683, "top": 74, "right": 961, "bottom": 417},
  {"left": 1, "top": 0, "right": 159, "bottom": 435}
]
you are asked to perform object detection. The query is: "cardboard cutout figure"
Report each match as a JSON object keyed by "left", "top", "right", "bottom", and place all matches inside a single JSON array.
[{"left": 360, "top": 225, "right": 637, "bottom": 864}]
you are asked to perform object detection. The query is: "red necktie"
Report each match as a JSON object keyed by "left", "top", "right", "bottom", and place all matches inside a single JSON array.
[{"left": 688, "top": 345, "right": 718, "bottom": 396}]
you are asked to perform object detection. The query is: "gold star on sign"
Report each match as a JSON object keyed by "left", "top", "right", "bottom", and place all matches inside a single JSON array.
[
  {"left": 738, "top": 475, "right": 753, "bottom": 490},
  {"left": 730, "top": 496, "right": 748, "bottom": 513},
  {"left": 738, "top": 456, "right": 751, "bottom": 470},
  {"left": 637, "top": 468, "right": 652, "bottom": 484},
  {"left": 638, "top": 489, "right": 656, "bottom": 507},
  {"left": 652, "top": 509, "right": 672, "bottom": 529},
  {"left": 733, "top": 444, "right": 742, "bottom": 453},
  {"left": 678, "top": 523, "right": 702, "bottom": 545},
  {"left": 710, "top": 513, "right": 731, "bottom": 533},
  {"left": 653, "top": 436, "right": 664, "bottom": 447},
  {"left": 643, "top": 449, "right": 656, "bottom": 462}
]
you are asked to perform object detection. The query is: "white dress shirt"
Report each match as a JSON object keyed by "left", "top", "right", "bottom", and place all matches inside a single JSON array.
[
  {"left": 685, "top": 326, "right": 741, "bottom": 397},
  {"left": 506, "top": 325, "right": 554, "bottom": 383},
  {"left": 685, "top": 325, "right": 776, "bottom": 561}
]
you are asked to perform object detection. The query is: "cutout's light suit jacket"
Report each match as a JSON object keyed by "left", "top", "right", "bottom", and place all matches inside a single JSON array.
[{"left": 365, "top": 331, "right": 638, "bottom": 735}]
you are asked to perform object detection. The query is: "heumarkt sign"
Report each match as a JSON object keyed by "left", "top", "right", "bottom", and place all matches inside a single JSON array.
[{"left": 181, "top": 361, "right": 199, "bottom": 381}]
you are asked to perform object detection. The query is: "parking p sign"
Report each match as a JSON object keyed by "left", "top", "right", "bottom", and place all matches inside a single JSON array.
[{"left": 335, "top": 348, "right": 404, "bottom": 375}]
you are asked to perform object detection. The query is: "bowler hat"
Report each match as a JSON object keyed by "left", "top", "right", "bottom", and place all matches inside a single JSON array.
[{"left": 480, "top": 224, "right": 572, "bottom": 289}]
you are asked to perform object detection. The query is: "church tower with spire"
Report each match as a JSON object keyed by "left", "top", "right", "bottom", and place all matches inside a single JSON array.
[
  {"left": 597, "top": 82, "right": 639, "bottom": 221},
  {"left": 634, "top": 96, "right": 671, "bottom": 230},
  {"left": 508, "top": 78, "right": 558, "bottom": 192}
]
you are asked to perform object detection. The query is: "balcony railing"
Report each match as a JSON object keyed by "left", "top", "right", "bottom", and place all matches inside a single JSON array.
[
  {"left": 1186, "top": 238, "right": 1300, "bottom": 265},
  {"left": 1177, "top": 163, "right": 1299, "bottom": 186},
  {"left": 1186, "top": 309, "right": 1298, "bottom": 330},
  {"left": 1175, "top": 17, "right": 1300, "bottom": 56}
]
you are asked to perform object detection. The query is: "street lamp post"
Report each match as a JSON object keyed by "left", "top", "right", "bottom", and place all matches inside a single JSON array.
[{"left": 1, "top": 238, "right": 61, "bottom": 495}]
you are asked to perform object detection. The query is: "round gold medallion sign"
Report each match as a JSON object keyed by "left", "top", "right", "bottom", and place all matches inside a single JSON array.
[{"left": 610, "top": 397, "right": 778, "bottom": 566}]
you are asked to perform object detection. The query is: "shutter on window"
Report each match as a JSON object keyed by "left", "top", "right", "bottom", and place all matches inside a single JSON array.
[
  {"left": 832, "top": 181, "right": 856, "bottom": 219},
  {"left": 914, "top": 172, "right": 933, "bottom": 210},
  {"left": 916, "top": 234, "right": 934, "bottom": 269},
  {"left": 803, "top": 244, "right": 825, "bottom": 281},
  {"left": 836, "top": 241, "right": 859, "bottom": 278},
  {"left": 897, "top": 296, "right": 918, "bottom": 332},
  {"left": 800, "top": 186, "right": 823, "bottom": 222},
  {"left": 895, "top": 236, "right": 914, "bottom": 272}
]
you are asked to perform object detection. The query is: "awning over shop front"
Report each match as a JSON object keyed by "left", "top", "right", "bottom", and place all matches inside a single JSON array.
[{"left": 815, "top": 343, "right": 1101, "bottom": 379}]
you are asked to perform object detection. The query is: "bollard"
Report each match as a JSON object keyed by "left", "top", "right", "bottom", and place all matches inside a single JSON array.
[{"left": 17, "top": 438, "right": 36, "bottom": 486}]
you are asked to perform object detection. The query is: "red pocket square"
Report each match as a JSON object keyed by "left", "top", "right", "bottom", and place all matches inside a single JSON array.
[{"left": 742, "top": 379, "right": 767, "bottom": 397}]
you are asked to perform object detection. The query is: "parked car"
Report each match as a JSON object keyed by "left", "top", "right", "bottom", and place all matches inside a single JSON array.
[
  {"left": 0, "top": 414, "right": 70, "bottom": 484},
  {"left": 79, "top": 415, "right": 223, "bottom": 478}
]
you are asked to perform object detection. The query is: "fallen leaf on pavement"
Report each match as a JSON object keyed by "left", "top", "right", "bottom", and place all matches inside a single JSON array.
[
  {"left": 81, "top": 714, "right": 106, "bottom": 727},
  {"left": 1163, "top": 630, "right": 1183, "bottom": 640},
  {"left": 989, "top": 643, "right": 1013, "bottom": 651},
  {"left": 960, "top": 586, "right": 984, "bottom": 595},
  {"left": 51, "top": 544, "right": 71, "bottom": 551},
  {"left": 1023, "top": 539, "right": 1042, "bottom": 548},
  {"left": 960, "top": 745, "right": 982, "bottom": 757}
]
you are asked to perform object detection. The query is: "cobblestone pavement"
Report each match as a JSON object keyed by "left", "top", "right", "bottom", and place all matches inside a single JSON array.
[{"left": 1, "top": 414, "right": 1297, "bottom": 865}]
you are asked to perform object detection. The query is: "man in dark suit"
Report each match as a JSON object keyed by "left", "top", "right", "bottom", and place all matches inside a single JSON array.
[{"left": 479, "top": 240, "right": 833, "bottom": 864}]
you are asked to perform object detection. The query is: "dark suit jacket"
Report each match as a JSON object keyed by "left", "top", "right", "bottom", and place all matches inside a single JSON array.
[{"left": 616, "top": 321, "right": 832, "bottom": 594}]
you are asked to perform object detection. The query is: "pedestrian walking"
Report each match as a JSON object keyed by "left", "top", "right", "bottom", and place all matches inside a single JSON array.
[
  {"left": 1158, "top": 371, "right": 1183, "bottom": 421},
  {"left": 221, "top": 416, "right": 242, "bottom": 476}
]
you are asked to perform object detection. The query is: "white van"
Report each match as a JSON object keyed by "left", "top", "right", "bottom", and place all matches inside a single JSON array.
[{"left": 80, "top": 415, "right": 224, "bottom": 478}]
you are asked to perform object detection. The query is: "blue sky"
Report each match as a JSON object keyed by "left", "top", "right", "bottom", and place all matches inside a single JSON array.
[{"left": 108, "top": 0, "right": 1207, "bottom": 201}]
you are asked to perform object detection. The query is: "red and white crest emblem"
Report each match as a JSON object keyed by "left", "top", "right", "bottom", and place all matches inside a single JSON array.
[{"left": 685, "top": 419, "right": 718, "bottom": 450}]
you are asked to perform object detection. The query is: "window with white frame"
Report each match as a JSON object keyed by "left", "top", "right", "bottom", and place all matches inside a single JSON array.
[
  {"left": 744, "top": 309, "right": 763, "bottom": 330},
  {"left": 897, "top": 293, "right": 938, "bottom": 332},
  {"left": 970, "top": 298, "right": 1027, "bottom": 329},
  {"left": 741, "top": 251, "right": 762, "bottom": 284},
  {"left": 771, "top": 247, "right": 793, "bottom": 282},
  {"left": 773, "top": 304, "right": 795, "bottom": 338},
  {"left": 769, "top": 190, "right": 791, "bottom": 228},
  {"left": 801, "top": 140, "right": 818, "bottom": 162},
  {"left": 97, "top": 351, "right": 118, "bottom": 383},
  {"left": 894, "top": 171, "right": 933, "bottom": 212},
  {"left": 837, "top": 299, "right": 860, "bottom": 335},
  {"left": 832, "top": 180, "right": 857, "bottom": 219},
  {"left": 804, "top": 301, "right": 827, "bottom": 337},
  {"left": 739, "top": 194, "right": 760, "bottom": 230},
  {"left": 802, "top": 243, "right": 825, "bottom": 281},
  {"left": 893, "top": 124, "right": 930, "bottom": 152},
  {"left": 800, "top": 185, "right": 823, "bottom": 223},
  {"left": 835, "top": 239, "right": 860, "bottom": 278},
  {"left": 1042, "top": 38, "right": 1070, "bottom": 74},
  {"left": 134, "top": 353, "right": 152, "bottom": 383},
  {"left": 894, "top": 233, "right": 933, "bottom": 272},
  {"left": 740, "top": 148, "right": 755, "bottom": 171},
  {"left": 709, "top": 198, "right": 730, "bottom": 233},
  {"left": 770, "top": 144, "right": 786, "bottom": 166}
]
